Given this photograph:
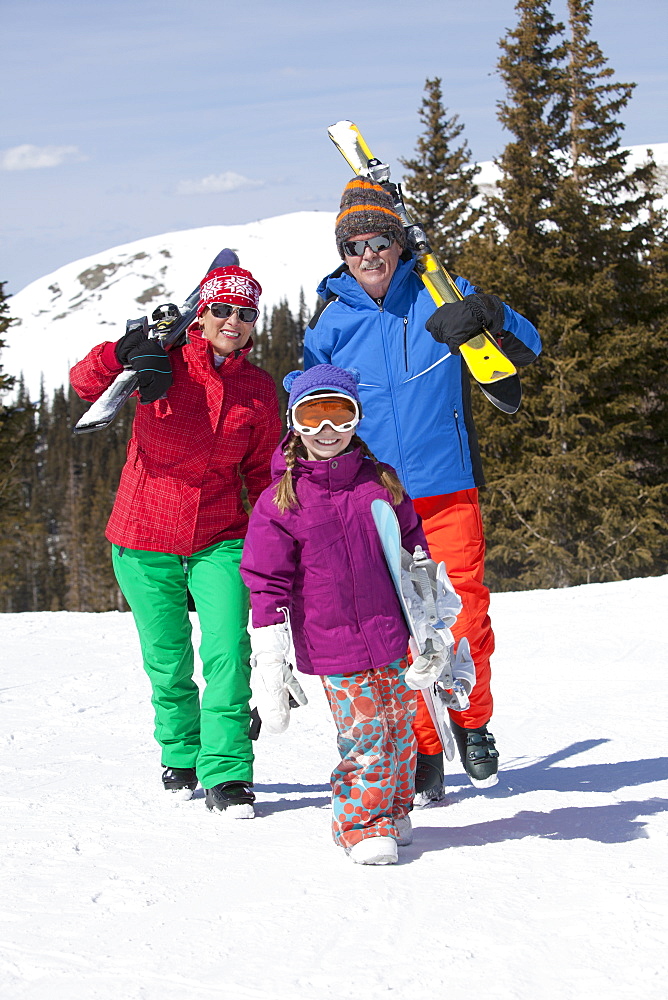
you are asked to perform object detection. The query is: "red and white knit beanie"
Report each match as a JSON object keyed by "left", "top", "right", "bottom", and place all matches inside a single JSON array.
[{"left": 196, "top": 265, "right": 262, "bottom": 318}]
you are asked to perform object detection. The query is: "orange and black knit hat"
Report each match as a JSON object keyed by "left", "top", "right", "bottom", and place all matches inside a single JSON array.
[{"left": 335, "top": 177, "right": 406, "bottom": 259}]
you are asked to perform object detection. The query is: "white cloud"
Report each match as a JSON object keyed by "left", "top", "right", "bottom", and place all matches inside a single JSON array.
[
  {"left": 0, "top": 144, "right": 85, "bottom": 171},
  {"left": 176, "top": 171, "right": 264, "bottom": 195}
]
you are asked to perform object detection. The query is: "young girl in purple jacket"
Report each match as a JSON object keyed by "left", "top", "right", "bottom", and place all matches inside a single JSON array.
[{"left": 240, "top": 365, "right": 447, "bottom": 865}]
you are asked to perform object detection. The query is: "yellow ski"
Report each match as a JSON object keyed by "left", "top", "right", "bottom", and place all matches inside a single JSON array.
[{"left": 327, "top": 120, "right": 521, "bottom": 413}]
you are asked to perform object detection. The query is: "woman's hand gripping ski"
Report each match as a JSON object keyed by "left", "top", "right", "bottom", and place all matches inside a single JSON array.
[
  {"left": 400, "top": 549, "right": 476, "bottom": 711},
  {"left": 248, "top": 610, "right": 308, "bottom": 734}
]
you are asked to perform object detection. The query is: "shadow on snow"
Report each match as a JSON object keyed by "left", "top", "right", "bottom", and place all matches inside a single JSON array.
[
  {"left": 193, "top": 741, "right": 668, "bottom": 840},
  {"left": 409, "top": 739, "right": 668, "bottom": 851},
  {"left": 410, "top": 796, "right": 668, "bottom": 852},
  {"left": 444, "top": 740, "right": 668, "bottom": 797}
]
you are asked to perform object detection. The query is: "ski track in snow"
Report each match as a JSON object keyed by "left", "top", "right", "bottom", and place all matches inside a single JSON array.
[{"left": 1, "top": 578, "right": 667, "bottom": 999}]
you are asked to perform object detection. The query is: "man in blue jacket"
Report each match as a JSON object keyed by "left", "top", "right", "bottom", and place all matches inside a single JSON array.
[{"left": 304, "top": 177, "right": 541, "bottom": 800}]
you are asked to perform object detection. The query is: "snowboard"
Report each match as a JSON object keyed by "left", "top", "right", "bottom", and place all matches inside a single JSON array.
[
  {"left": 327, "top": 119, "right": 522, "bottom": 414},
  {"left": 371, "top": 498, "right": 456, "bottom": 761}
]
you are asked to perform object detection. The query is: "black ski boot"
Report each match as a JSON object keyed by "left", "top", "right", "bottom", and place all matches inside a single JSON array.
[
  {"left": 451, "top": 721, "right": 499, "bottom": 788},
  {"left": 205, "top": 781, "right": 255, "bottom": 818},
  {"left": 161, "top": 765, "right": 198, "bottom": 793},
  {"left": 413, "top": 750, "right": 446, "bottom": 806}
]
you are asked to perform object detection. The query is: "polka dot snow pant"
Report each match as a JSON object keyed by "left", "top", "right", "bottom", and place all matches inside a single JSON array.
[{"left": 320, "top": 660, "right": 417, "bottom": 850}]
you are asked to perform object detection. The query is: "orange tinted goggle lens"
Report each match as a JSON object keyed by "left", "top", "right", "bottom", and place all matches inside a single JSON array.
[{"left": 293, "top": 396, "right": 357, "bottom": 428}]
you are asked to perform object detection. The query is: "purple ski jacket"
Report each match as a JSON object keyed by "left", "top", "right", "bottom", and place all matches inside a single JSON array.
[{"left": 240, "top": 441, "right": 428, "bottom": 676}]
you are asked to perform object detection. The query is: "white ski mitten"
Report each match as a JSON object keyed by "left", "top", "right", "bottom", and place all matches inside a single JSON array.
[
  {"left": 405, "top": 631, "right": 450, "bottom": 690},
  {"left": 248, "top": 620, "right": 308, "bottom": 735}
]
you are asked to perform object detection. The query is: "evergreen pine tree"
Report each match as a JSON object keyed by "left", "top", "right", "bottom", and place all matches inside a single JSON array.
[
  {"left": 460, "top": 0, "right": 568, "bottom": 310},
  {"left": 9, "top": 383, "right": 135, "bottom": 612},
  {"left": 400, "top": 77, "right": 482, "bottom": 271},
  {"left": 253, "top": 299, "right": 304, "bottom": 424},
  {"left": 0, "top": 284, "right": 38, "bottom": 610},
  {"left": 56, "top": 387, "right": 134, "bottom": 611},
  {"left": 460, "top": 0, "right": 668, "bottom": 589}
]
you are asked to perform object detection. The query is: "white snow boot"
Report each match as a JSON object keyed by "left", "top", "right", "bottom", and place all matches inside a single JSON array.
[{"left": 347, "top": 837, "right": 398, "bottom": 865}]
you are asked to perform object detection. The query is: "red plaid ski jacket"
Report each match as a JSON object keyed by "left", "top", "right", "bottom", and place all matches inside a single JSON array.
[{"left": 70, "top": 331, "right": 281, "bottom": 556}]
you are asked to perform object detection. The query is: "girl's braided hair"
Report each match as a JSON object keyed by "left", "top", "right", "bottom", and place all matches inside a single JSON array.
[{"left": 273, "top": 432, "right": 405, "bottom": 513}]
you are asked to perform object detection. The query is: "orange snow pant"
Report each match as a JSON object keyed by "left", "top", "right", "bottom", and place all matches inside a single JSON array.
[{"left": 412, "top": 488, "right": 494, "bottom": 753}]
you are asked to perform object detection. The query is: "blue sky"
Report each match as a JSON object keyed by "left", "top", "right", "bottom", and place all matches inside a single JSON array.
[{"left": 1, "top": 0, "right": 666, "bottom": 295}]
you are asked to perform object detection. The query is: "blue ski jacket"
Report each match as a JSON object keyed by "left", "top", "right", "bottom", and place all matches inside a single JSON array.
[{"left": 303, "top": 257, "right": 541, "bottom": 499}]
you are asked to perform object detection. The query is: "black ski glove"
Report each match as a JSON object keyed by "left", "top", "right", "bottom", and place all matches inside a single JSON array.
[
  {"left": 114, "top": 331, "right": 172, "bottom": 403},
  {"left": 425, "top": 293, "right": 505, "bottom": 354}
]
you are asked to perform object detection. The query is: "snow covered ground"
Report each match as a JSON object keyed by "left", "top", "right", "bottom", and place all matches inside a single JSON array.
[{"left": 1, "top": 575, "right": 666, "bottom": 999}]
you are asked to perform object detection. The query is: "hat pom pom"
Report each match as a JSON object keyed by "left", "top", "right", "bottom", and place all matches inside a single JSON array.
[{"left": 282, "top": 370, "right": 302, "bottom": 392}]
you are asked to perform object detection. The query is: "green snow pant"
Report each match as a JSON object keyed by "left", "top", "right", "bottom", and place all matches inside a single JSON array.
[{"left": 112, "top": 540, "right": 252, "bottom": 788}]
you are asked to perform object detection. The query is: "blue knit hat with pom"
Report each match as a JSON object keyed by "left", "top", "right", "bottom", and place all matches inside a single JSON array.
[{"left": 283, "top": 365, "right": 361, "bottom": 410}]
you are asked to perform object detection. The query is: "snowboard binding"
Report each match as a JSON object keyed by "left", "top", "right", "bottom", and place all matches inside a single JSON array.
[{"left": 400, "top": 545, "right": 475, "bottom": 712}]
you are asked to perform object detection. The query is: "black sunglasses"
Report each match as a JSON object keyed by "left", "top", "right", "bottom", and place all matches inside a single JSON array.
[
  {"left": 209, "top": 302, "right": 259, "bottom": 323},
  {"left": 342, "top": 233, "right": 395, "bottom": 257}
]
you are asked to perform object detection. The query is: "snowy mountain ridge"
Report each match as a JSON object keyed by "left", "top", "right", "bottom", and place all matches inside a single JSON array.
[
  {"left": 5, "top": 143, "right": 667, "bottom": 398},
  {"left": 5, "top": 211, "right": 336, "bottom": 398}
]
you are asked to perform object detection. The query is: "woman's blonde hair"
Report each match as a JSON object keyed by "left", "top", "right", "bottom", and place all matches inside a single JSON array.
[{"left": 273, "top": 432, "right": 405, "bottom": 513}]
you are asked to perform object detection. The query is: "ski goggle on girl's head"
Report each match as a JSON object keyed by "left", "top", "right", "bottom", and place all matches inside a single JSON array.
[{"left": 290, "top": 393, "right": 361, "bottom": 436}]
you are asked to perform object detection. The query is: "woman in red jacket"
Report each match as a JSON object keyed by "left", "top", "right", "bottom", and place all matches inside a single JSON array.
[{"left": 70, "top": 264, "right": 281, "bottom": 817}]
